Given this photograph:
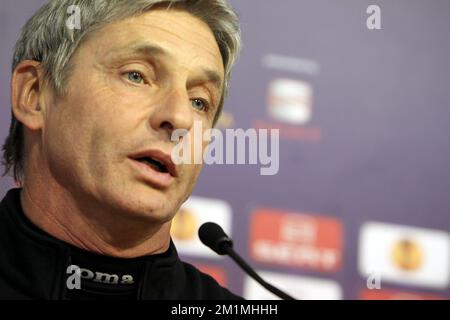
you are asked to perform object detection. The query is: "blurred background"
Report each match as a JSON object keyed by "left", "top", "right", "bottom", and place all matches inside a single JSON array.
[{"left": 1, "top": 0, "right": 449, "bottom": 299}]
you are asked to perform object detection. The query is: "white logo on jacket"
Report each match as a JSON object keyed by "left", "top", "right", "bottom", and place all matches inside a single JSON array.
[{"left": 66, "top": 265, "right": 134, "bottom": 290}]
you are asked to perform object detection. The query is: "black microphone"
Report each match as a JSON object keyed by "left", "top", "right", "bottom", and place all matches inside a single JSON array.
[{"left": 198, "top": 222, "right": 295, "bottom": 300}]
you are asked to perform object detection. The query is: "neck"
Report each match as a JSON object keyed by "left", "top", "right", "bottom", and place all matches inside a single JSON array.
[{"left": 20, "top": 175, "right": 171, "bottom": 259}]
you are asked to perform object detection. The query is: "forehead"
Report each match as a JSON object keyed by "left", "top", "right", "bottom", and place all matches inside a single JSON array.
[{"left": 85, "top": 8, "right": 224, "bottom": 77}]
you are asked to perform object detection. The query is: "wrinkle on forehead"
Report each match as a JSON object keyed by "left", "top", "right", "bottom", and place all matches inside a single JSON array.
[{"left": 93, "top": 9, "right": 224, "bottom": 72}]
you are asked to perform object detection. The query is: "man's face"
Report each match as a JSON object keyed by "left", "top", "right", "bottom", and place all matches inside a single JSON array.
[{"left": 41, "top": 8, "right": 224, "bottom": 222}]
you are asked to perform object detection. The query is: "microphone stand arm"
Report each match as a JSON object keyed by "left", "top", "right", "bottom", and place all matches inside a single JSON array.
[{"left": 223, "top": 245, "right": 296, "bottom": 300}]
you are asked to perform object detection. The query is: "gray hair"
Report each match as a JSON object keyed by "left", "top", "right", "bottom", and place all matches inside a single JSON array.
[{"left": 2, "top": 0, "right": 241, "bottom": 183}]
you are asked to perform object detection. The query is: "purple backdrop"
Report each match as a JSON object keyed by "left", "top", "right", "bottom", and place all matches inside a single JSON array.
[{"left": 1, "top": 0, "right": 449, "bottom": 299}]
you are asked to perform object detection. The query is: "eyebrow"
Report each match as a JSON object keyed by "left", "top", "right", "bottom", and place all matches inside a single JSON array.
[
  {"left": 188, "top": 69, "right": 223, "bottom": 94},
  {"left": 113, "top": 43, "right": 224, "bottom": 92},
  {"left": 126, "top": 43, "right": 171, "bottom": 59}
]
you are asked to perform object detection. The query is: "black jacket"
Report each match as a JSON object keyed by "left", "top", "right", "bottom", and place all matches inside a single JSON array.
[{"left": 0, "top": 188, "right": 241, "bottom": 300}]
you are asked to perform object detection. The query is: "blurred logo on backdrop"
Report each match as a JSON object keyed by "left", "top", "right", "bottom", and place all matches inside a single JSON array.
[
  {"left": 171, "top": 196, "right": 232, "bottom": 258},
  {"left": 391, "top": 238, "right": 423, "bottom": 271},
  {"left": 267, "top": 79, "right": 313, "bottom": 125},
  {"left": 358, "top": 222, "right": 450, "bottom": 289},
  {"left": 249, "top": 208, "right": 343, "bottom": 272},
  {"left": 253, "top": 78, "right": 322, "bottom": 141},
  {"left": 171, "top": 207, "right": 198, "bottom": 240},
  {"left": 243, "top": 270, "right": 342, "bottom": 300},
  {"left": 253, "top": 53, "right": 322, "bottom": 141}
]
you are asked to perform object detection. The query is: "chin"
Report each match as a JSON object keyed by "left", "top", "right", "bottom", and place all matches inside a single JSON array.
[
  {"left": 113, "top": 188, "right": 176, "bottom": 222},
  {"left": 95, "top": 171, "right": 180, "bottom": 222}
]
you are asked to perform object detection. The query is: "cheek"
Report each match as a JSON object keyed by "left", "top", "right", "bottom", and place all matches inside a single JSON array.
[
  {"left": 43, "top": 101, "right": 87, "bottom": 157},
  {"left": 42, "top": 116, "right": 94, "bottom": 190},
  {"left": 43, "top": 91, "right": 117, "bottom": 170},
  {"left": 177, "top": 161, "right": 202, "bottom": 183},
  {"left": 41, "top": 111, "right": 90, "bottom": 187},
  {"left": 184, "top": 123, "right": 214, "bottom": 157},
  {"left": 177, "top": 164, "right": 203, "bottom": 203}
]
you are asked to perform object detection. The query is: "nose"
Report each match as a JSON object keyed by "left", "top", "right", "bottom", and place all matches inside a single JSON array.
[{"left": 149, "top": 87, "right": 194, "bottom": 141}]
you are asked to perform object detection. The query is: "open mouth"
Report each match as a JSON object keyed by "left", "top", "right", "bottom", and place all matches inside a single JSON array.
[{"left": 135, "top": 156, "right": 168, "bottom": 174}]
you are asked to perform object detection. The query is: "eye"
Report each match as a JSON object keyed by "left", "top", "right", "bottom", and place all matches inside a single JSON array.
[
  {"left": 191, "top": 98, "right": 209, "bottom": 112},
  {"left": 126, "top": 71, "right": 145, "bottom": 85}
]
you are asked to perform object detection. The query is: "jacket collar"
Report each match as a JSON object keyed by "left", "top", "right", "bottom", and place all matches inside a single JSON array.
[{"left": 0, "top": 188, "right": 180, "bottom": 299}]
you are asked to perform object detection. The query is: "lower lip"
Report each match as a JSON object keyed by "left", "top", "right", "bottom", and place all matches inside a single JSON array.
[{"left": 129, "top": 159, "right": 175, "bottom": 188}]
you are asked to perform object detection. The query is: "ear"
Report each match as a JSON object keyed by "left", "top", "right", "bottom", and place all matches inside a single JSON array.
[{"left": 11, "top": 60, "right": 47, "bottom": 131}]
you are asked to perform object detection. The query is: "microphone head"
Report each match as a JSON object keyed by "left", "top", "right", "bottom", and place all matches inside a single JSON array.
[{"left": 198, "top": 222, "right": 233, "bottom": 255}]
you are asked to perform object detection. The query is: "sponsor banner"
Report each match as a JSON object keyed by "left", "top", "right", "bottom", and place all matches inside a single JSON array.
[
  {"left": 358, "top": 222, "right": 450, "bottom": 289},
  {"left": 243, "top": 270, "right": 342, "bottom": 300},
  {"left": 250, "top": 208, "right": 343, "bottom": 272}
]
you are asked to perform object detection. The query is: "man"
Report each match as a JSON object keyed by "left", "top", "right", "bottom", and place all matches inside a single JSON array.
[{"left": 0, "top": 0, "right": 241, "bottom": 300}]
